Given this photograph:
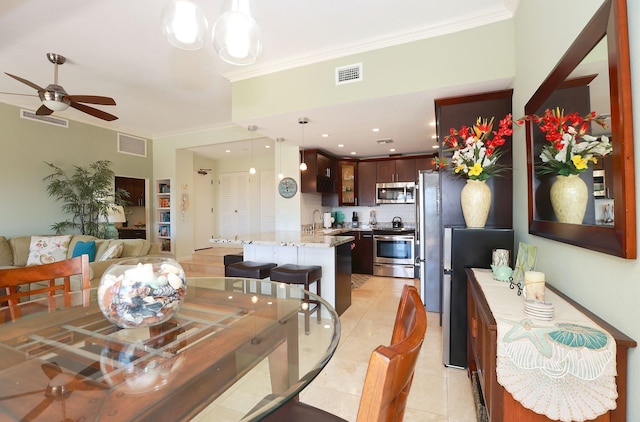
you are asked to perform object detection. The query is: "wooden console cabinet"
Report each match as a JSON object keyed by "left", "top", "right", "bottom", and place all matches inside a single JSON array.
[{"left": 466, "top": 269, "right": 636, "bottom": 422}]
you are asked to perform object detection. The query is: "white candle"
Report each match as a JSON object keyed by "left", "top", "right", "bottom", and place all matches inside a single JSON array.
[{"left": 524, "top": 271, "right": 545, "bottom": 301}]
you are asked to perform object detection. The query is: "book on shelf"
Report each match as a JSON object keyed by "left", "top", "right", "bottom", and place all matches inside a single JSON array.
[{"left": 159, "top": 198, "right": 170, "bottom": 208}]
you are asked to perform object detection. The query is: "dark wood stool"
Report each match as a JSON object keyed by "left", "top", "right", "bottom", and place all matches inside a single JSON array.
[
  {"left": 270, "top": 264, "right": 322, "bottom": 334},
  {"left": 226, "top": 261, "right": 277, "bottom": 294}
]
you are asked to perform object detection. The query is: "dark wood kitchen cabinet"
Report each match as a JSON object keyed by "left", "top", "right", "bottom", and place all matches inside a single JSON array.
[
  {"left": 116, "top": 177, "right": 145, "bottom": 206},
  {"left": 357, "top": 161, "right": 376, "bottom": 206},
  {"left": 347, "top": 231, "right": 373, "bottom": 275},
  {"left": 300, "top": 149, "right": 336, "bottom": 194},
  {"left": 338, "top": 160, "right": 357, "bottom": 206},
  {"left": 376, "top": 158, "right": 416, "bottom": 183}
]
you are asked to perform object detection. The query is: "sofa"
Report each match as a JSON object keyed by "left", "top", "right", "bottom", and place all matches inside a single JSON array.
[{"left": 0, "top": 234, "right": 165, "bottom": 292}]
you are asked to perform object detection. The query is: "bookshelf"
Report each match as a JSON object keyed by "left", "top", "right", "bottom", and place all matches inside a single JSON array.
[{"left": 156, "top": 179, "right": 173, "bottom": 253}]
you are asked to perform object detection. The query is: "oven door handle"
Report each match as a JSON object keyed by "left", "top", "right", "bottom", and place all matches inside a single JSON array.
[{"left": 374, "top": 235, "right": 414, "bottom": 241}]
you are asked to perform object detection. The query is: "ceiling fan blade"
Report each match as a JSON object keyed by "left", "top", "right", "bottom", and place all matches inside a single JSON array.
[
  {"left": 20, "top": 396, "right": 54, "bottom": 422},
  {"left": 0, "top": 389, "right": 46, "bottom": 402},
  {"left": 35, "top": 104, "right": 54, "bottom": 116},
  {"left": 69, "top": 101, "right": 118, "bottom": 121},
  {"left": 4, "top": 72, "right": 44, "bottom": 92},
  {"left": 41, "top": 362, "right": 63, "bottom": 380},
  {"left": 0, "top": 91, "right": 39, "bottom": 97},
  {"left": 66, "top": 95, "right": 116, "bottom": 106}
]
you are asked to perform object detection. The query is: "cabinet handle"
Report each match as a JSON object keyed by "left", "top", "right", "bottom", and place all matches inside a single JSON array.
[{"left": 471, "top": 316, "right": 477, "bottom": 338}]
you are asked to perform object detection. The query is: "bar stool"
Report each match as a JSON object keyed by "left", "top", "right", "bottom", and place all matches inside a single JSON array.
[
  {"left": 223, "top": 253, "right": 244, "bottom": 276},
  {"left": 269, "top": 264, "right": 322, "bottom": 334},
  {"left": 226, "top": 261, "right": 277, "bottom": 294}
]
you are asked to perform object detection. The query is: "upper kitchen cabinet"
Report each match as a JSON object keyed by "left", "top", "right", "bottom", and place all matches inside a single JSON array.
[
  {"left": 416, "top": 156, "right": 437, "bottom": 173},
  {"left": 376, "top": 158, "right": 416, "bottom": 183},
  {"left": 301, "top": 149, "right": 336, "bottom": 194},
  {"left": 115, "top": 176, "right": 145, "bottom": 206},
  {"left": 338, "top": 160, "right": 357, "bottom": 206},
  {"left": 357, "top": 161, "right": 377, "bottom": 206}
]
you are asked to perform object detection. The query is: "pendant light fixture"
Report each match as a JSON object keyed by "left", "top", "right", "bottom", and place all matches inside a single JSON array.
[
  {"left": 212, "top": 0, "right": 262, "bottom": 66},
  {"left": 161, "top": 0, "right": 209, "bottom": 50},
  {"left": 248, "top": 125, "right": 257, "bottom": 175},
  {"left": 276, "top": 138, "right": 285, "bottom": 180},
  {"left": 299, "top": 117, "right": 308, "bottom": 171}
]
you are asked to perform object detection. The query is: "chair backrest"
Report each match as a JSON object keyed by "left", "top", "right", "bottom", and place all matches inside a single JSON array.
[
  {"left": 356, "top": 284, "right": 427, "bottom": 422},
  {"left": 0, "top": 254, "right": 91, "bottom": 323}
]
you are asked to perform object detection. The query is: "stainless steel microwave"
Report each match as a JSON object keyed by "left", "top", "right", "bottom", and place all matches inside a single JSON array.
[{"left": 376, "top": 182, "right": 416, "bottom": 204}]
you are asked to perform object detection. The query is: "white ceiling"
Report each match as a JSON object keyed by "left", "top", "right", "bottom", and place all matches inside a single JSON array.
[{"left": 0, "top": 0, "right": 517, "bottom": 159}]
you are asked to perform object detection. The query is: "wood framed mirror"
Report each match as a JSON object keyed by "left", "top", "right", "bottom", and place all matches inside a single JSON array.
[{"left": 524, "top": 0, "right": 636, "bottom": 258}]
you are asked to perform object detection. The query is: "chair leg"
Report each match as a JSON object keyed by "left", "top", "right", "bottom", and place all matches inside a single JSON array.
[
  {"left": 316, "top": 278, "right": 322, "bottom": 324},
  {"left": 303, "top": 281, "right": 310, "bottom": 335}
]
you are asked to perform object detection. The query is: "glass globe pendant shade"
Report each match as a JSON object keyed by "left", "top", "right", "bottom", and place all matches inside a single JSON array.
[
  {"left": 299, "top": 162, "right": 307, "bottom": 171},
  {"left": 161, "top": 0, "right": 209, "bottom": 51},
  {"left": 278, "top": 172, "right": 284, "bottom": 180},
  {"left": 212, "top": 0, "right": 262, "bottom": 65},
  {"left": 249, "top": 166, "right": 257, "bottom": 175}
]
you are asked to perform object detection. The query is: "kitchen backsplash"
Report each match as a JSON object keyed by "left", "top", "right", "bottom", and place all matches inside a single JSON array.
[{"left": 333, "top": 203, "right": 415, "bottom": 226}]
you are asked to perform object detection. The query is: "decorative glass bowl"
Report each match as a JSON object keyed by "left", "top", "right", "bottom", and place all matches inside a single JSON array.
[{"left": 98, "top": 257, "right": 187, "bottom": 328}]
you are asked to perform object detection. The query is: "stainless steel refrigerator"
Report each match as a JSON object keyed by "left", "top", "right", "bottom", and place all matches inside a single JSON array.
[
  {"left": 416, "top": 171, "right": 441, "bottom": 312},
  {"left": 442, "top": 227, "right": 514, "bottom": 368}
]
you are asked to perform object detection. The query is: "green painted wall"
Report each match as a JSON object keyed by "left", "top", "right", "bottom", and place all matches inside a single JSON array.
[
  {"left": 513, "top": 1, "right": 640, "bottom": 419},
  {"left": 232, "top": 19, "right": 515, "bottom": 120},
  {"left": 0, "top": 102, "right": 152, "bottom": 237}
]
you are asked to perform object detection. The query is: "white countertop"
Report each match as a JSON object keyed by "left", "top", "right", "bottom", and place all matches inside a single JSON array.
[{"left": 210, "top": 231, "right": 355, "bottom": 248}]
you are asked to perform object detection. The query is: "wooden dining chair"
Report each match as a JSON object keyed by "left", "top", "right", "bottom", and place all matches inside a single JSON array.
[
  {"left": 0, "top": 254, "right": 91, "bottom": 323},
  {"left": 260, "top": 284, "right": 427, "bottom": 422}
]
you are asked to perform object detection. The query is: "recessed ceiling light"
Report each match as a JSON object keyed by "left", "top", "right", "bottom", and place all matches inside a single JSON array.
[
  {"left": 265, "top": 145, "right": 271, "bottom": 148},
  {"left": 322, "top": 133, "right": 329, "bottom": 138},
  {"left": 350, "top": 151, "right": 356, "bottom": 155},
  {"left": 432, "top": 145, "right": 440, "bottom": 149},
  {"left": 372, "top": 128, "right": 380, "bottom": 132},
  {"left": 429, "top": 121, "right": 436, "bottom": 126},
  {"left": 225, "top": 149, "right": 231, "bottom": 153},
  {"left": 389, "top": 148, "right": 396, "bottom": 152},
  {"left": 338, "top": 144, "right": 344, "bottom": 148},
  {"left": 431, "top": 135, "right": 438, "bottom": 139}
]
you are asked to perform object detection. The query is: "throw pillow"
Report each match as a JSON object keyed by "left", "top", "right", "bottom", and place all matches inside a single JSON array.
[
  {"left": 72, "top": 240, "right": 97, "bottom": 262},
  {"left": 25, "top": 235, "right": 72, "bottom": 266},
  {"left": 99, "top": 242, "right": 123, "bottom": 261},
  {"left": 0, "top": 236, "right": 12, "bottom": 266}
]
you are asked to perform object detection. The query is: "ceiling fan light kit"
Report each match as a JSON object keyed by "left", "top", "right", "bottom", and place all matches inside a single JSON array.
[
  {"left": 161, "top": 0, "right": 209, "bottom": 51},
  {"left": 3, "top": 53, "right": 118, "bottom": 121}
]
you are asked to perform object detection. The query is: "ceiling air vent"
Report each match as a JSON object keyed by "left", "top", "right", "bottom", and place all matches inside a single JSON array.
[
  {"left": 377, "top": 138, "right": 394, "bottom": 144},
  {"left": 118, "top": 133, "right": 147, "bottom": 157},
  {"left": 335, "top": 63, "right": 363, "bottom": 85},
  {"left": 20, "top": 109, "right": 68, "bottom": 128}
]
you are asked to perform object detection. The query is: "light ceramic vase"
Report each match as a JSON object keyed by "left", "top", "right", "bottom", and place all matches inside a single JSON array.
[
  {"left": 460, "top": 179, "right": 491, "bottom": 228},
  {"left": 550, "top": 174, "right": 588, "bottom": 224}
]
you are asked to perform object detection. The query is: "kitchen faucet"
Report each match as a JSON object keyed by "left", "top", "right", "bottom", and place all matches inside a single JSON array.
[{"left": 312, "top": 209, "right": 321, "bottom": 232}]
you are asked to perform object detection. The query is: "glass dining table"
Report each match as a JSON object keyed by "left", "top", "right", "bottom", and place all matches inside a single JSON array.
[{"left": 0, "top": 276, "right": 341, "bottom": 421}]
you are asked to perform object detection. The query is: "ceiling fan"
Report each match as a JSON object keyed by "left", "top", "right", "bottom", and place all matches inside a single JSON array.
[
  {"left": 3, "top": 53, "right": 118, "bottom": 121},
  {"left": 0, "top": 361, "right": 108, "bottom": 421}
]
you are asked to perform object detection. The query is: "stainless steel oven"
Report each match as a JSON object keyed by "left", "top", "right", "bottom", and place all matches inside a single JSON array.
[{"left": 373, "top": 230, "right": 415, "bottom": 278}]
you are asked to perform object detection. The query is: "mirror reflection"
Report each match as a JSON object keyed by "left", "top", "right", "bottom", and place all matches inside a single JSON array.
[{"left": 530, "top": 37, "right": 612, "bottom": 226}]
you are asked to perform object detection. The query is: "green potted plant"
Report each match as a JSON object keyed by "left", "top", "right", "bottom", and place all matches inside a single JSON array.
[{"left": 44, "top": 160, "right": 129, "bottom": 237}]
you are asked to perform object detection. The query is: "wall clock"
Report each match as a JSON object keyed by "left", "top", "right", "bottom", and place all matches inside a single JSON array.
[{"left": 278, "top": 177, "right": 297, "bottom": 198}]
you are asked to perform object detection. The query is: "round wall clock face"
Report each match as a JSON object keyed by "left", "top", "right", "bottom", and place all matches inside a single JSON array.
[{"left": 278, "top": 177, "right": 298, "bottom": 198}]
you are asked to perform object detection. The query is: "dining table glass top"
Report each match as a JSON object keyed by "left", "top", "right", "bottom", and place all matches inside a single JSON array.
[{"left": 0, "top": 277, "right": 340, "bottom": 421}]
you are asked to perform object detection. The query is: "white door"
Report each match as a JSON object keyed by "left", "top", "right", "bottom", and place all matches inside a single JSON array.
[
  {"left": 260, "top": 170, "right": 276, "bottom": 232},
  {"left": 218, "top": 172, "right": 250, "bottom": 237},
  {"left": 193, "top": 170, "right": 214, "bottom": 249}
]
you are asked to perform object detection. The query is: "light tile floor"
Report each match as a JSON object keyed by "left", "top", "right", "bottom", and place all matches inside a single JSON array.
[{"left": 194, "top": 275, "right": 477, "bottom": 421}]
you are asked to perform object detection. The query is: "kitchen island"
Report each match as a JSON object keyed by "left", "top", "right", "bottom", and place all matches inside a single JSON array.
[{"left": 211, "top": 231, "right": 354, "bottom": 315}]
